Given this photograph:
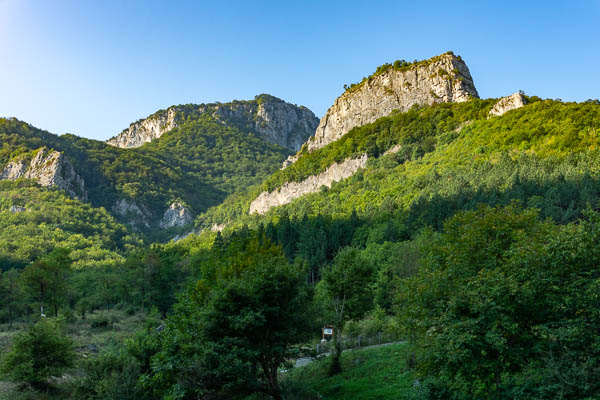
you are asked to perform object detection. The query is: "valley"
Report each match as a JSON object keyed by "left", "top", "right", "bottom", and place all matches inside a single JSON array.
[{"left": 2, "top": 49, "right": 600, "bottom": 400}]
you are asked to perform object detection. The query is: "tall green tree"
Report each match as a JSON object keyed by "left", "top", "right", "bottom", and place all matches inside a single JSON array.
[
  {"left": 0, "top": 268, "right": 25, "bottom": 326},
  {"left": 146, "top": 234, "right": 312, "bottom": 399},
  {"left": 321, "top": 246, "right": 374, "bottom": 374},
  {"left": 397, "top": 204, "right": 556, "bottom": 398},
  {"left": 21, "top": 248, "right": 71, "bottom": 317}
]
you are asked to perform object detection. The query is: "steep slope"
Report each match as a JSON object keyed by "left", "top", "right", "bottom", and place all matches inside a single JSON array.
[
  {"left": 0, "top": 95, "right": 317, "bottom": 240},
  {"left": 252, "top": 53, "right": 478, "bottom": 212},
  {"left": 1, "top": 147, "right": 87, "bottom": 200},
  {"left": 196, "top": 97, "right": 600, "bottom": 235},
  {"left": 107, "top": 94, "right": 318, "bottom": 151},
  {"left": 0, "top": 180, "right": 139, "bottom": 270}
]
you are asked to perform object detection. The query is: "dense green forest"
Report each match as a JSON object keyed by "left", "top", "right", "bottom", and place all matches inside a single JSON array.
[
  {"left": 0, "top": 180, "right": 140, "bottom": 270},
  {"left": 2, "top": 96, "right": 600, "bottom": 399}
]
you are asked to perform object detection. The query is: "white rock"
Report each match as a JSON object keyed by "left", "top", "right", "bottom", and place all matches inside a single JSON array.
[
  {"left": 250, "top": 154, "right": 368, "bottom": 214},
  {"left": 1, "top": 148, "right": 87, "bottom": 200},
  {"left": 0, "top": 160, "right": 27, "bottom": 179},
  {"left": 306, "top": 53, "right": 479, "bottom": 152},
  {"left": 489, "top": 92, "right": 527, "bottom": 117},
  {"left": 211, "top": 223, "right": 225, "bottom": 232},
  {"left": 160, "top": 202, "right": 193, "bottom": 229},
  {"left": 107, "top": 95, "right": 319, "bottom": 152}
]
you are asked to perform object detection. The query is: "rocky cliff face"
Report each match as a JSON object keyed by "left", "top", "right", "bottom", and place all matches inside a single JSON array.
[
  {"left": 107, "top": 108, "right": 178, "bottom": 148},
  {"left": 249, "top": 154, "right": 368, "bottom": 214},
  {"left": 160, "top": 202, "right": 193, "bottom": 229},
  {"left": 250, "top": 53, "right": 480, "bottom": 214},
  {"left": 107, "top": 94, "right": 319, "bottom": 151},
  {"left": 0, "top": 159, "right": 27, "bottom": 180},
  {"left": 489, "top": 92, "right": 526, "bottom": 117},
  {"left": 0, "top": 147, "right": 87, "bottom": 200},
  {"left": 306, "top": 52, "right": 478, "bottom": 152}
]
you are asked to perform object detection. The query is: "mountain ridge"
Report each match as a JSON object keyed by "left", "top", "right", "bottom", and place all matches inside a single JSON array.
[
  {"left": 107, "top": 94, "right": 319, "bottom": 151},
  {"left": 0, "top": 93, "right": 317, "bottom": 240}
]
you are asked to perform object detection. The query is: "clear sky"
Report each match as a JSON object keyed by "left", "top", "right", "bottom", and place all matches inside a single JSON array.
[{"left": 1, "top": 0, "right": 599, "bottom": 141}]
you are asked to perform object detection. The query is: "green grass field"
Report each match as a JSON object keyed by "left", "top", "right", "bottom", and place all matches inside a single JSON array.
[{"left": 282, "top": 343, "right": 419, "bottom": 400}]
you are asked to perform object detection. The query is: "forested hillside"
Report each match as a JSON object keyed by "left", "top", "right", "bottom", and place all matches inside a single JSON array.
[
  {"left": 197, "top": 97, "right": 600, "bottom": 232},
  {"left": 0, "top": 180, "right": 140, "bottom": 270},
  {"left": 0, "top": 96, "right": 305, "bottom": 239}
]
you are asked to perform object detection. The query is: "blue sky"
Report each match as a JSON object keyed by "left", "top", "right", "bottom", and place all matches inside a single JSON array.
[{"left": 1, "top": 0, "right": 599, "bottom": 141}]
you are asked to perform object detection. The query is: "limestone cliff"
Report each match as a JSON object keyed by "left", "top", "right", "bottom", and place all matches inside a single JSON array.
[
  {"left": 249, "top": 154, "right": 368, "bottom": 214},
  {"left": 489, "top": 92, "right": 526, "bottom": 117},
  {"left": 107, "top": 108, "right": 178, "bottom": 148},
  {"left": 160, "top": 202, "right": 193, "bottom": 229},
  {"left": 306, "top": 52, "right": 478, "bottom": 152},
  {"left": 112, "top": 198, "right": 150, "bottom": 228},
  {"left": 107, "top": 94, "right": 319, "bottom": 151},
  {"left": 0, "top": 147, "right": 87, "bottom": 200}
]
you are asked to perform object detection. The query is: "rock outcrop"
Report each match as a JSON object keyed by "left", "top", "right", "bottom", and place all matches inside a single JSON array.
[
  {"left": 9, "top": 205, "right": 26, "bottom": 213},
  {"left": 107, "top": 108, "right": 178, "bottom": 148},
  {"left": 249, "top": 154, "right": 368, "bottom": 214},
  {"left": 0, "top": 148, "right": 87, "bottom": 200},
  {"left": 489, "top": 92, "right": 526, "bottom": 117},
  {"left": 112, "top": 198, "right": 150, "bottom": 229},
  {"left": 107, "top": 94, "right": 319, "bottom": 152},
  {"left": 160, "top": 202, "right": 193, "bottom": 229},
  {"left": 0, "top": 160, "right": 27, "bottom": 180},
  {"left": 306, "top": 52, "right": 478, "bottom": 152}
]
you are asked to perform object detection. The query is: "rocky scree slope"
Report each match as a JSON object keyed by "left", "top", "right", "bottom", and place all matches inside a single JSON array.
[{"left": 107, "top": 94, "right": 319, "bottom": 152}]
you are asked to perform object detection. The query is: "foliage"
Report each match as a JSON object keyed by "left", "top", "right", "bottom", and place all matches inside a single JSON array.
[
  {"left": 198, "top": 98, "right": 600, "bottom": 234},
  {"left": 75, "top": 343, "right": 144, "bottom": 400},
  {"left": 0, "top": 105, "right": 291, "bottom": 241},
  {"left": 321, "top": 247, "right": 375, "bottom": 374},
  {"left": 343, "top": 51, "right": 458, "bottom": 94},
  {"left": 0, "top": 319, "right": 75, "bottom": 389},
  {"left": 0, "top": 180, "right": 139, "bottom": 270},
  {"left": 21, "top": 248, "right": 72, "bottom": 318},
  {"left": 144, "top": 232, "right": 312, "bottom": 399},
  {"left": 397, "top": 204, "right": 600, "bottom": 399},
  {"left": 72, "top": 316, "right": 162, "bottom": 400}
]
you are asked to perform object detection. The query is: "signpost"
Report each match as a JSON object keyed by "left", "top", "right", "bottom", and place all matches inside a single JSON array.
[{"left": 322, "top": 325, "right": 334, "bottom": 341}]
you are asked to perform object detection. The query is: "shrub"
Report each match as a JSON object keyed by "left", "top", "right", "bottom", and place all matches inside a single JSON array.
[
  {"left": 90, "top": 315, "right": 110, "bottom": 328},
  {"left": 0, "top": 319, "right": 75, "bottom": 389},
  {"left": 74, "top": 343, "right": 144, "bottom": 400}
]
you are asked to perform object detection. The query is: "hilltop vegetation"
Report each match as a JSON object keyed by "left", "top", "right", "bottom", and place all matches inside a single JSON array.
[{"left": 343, "top": 51, "right": 461, "bottom": 94}]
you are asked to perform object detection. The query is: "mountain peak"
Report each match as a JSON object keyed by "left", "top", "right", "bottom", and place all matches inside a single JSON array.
[
  {"left": 306, "top": 52, "right": 478, "bottom": 152},
  {"left": 107, "top": 95, "right": 319, "bottom": 151}
]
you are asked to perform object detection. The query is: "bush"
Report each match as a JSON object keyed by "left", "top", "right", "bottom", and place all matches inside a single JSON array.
[
  {"left": 63, "top": 309, "right": 77, "bottom": 323},
  {"left": 0, "top": 319, "right": 75, "bottom": 389},
  {"left": 74, "top": 343, "right": 144, "bottom": 400},
  {"left": 90, "top": 315, "right": 110, "bottom": 329}
]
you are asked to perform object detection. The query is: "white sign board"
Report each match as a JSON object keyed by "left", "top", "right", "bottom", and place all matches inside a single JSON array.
[{"left": 323, "top": 328, "right": 333, "bottom": 335}]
